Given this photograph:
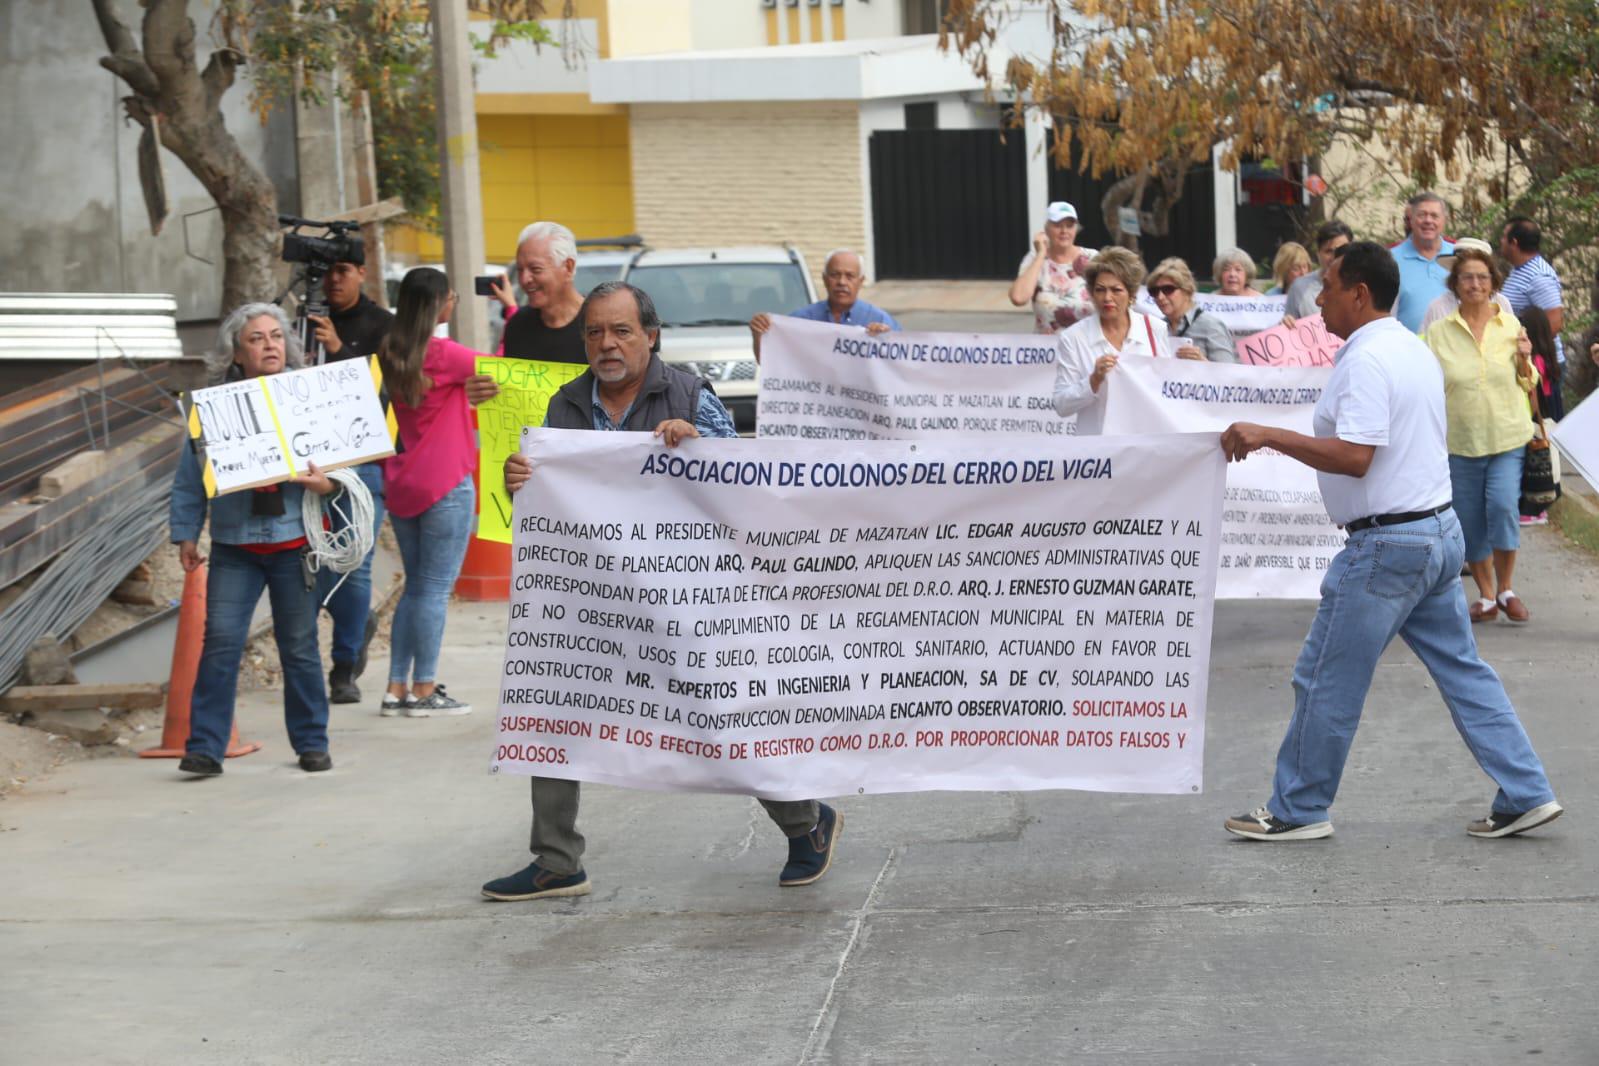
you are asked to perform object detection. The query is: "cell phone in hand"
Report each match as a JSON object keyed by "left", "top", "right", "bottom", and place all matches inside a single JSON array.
[{"left": 474, "top": 275, "right": 501, "bottom": 298}]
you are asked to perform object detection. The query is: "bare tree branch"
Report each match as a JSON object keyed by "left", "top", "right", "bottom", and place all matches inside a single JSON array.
[{"left": 90, "top": 0, "right": 159, "bottom": 96}]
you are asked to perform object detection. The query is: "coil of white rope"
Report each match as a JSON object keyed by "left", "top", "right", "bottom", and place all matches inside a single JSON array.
[{"left": 302, "top": 467, "right": 376, "bottom": 604}]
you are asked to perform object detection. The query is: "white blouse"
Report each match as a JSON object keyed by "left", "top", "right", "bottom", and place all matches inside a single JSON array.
[{"left": 1052, "top": 311, "right": 1171, "bottom": 433}]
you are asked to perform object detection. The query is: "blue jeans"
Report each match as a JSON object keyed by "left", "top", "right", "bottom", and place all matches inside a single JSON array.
[
  {"left": 1268, "top": 508, "right": 1556, "bottom": 825},
  {"left": 315, "top": 461, "right": 386, "bottom": 665},
  {"left": 388, "top": 475, "right": 475, "bottom": 685},
  {"left": 1448, "top": 449, "right": 1522, "bottom": 562},
  {"left": 186, "top": 543, "right": 330, "bottom": 760}
]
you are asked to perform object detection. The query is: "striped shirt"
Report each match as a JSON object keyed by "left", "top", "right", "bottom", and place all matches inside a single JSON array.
[{"left": 1501, "top": 255, "right": 1565, "bottom": 363}]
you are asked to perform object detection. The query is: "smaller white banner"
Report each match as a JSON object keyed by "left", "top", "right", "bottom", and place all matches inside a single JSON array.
[
  {"left": 1137, "top": 293, "right": 1287, "bottom": 338},
  {"left": 1551, "top": 392, "right": 1599, "bottom": 489},
  {"left": 1101, "top": 356, "right": 1339, "bottom": 599},
  {"left": 756, "top": 316, "right": 1068, "bottom": 441}
]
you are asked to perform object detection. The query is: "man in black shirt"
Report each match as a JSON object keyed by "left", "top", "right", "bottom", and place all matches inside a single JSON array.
[
  {"left": 310, "top": 257, "right": 394, "bottom": 704},
  {"left": 466, "top": 221, "right": 587, "bottom": 405},
  {"left": 310, "top": 260, "right": 394, "bottom": 365}
]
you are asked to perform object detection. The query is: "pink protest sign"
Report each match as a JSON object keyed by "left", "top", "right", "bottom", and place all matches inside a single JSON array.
[{"left": 1235, "top": 314, "right": 1339, "bottom": 368}]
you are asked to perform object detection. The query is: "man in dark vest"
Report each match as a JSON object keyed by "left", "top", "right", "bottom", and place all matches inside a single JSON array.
[
  {"left": 483, "top": 281, "right": 843, "bottom": 901},
  {"left": 465, "top": 220, "right": 587, "bottom": 407}
]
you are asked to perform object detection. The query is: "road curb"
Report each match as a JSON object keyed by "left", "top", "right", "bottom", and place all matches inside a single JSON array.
[{"left": 1549, "top": 474, "right": 1599, "bottom": 556}]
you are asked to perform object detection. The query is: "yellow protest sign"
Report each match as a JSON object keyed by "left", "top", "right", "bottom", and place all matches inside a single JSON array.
[{"left": 475, "top": 356, "right": 587, "bottom": 542}]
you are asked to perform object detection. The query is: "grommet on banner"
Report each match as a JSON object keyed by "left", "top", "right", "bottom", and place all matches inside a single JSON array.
[{"left": 140, "top": 565, "right": 261, "bottom": 760}]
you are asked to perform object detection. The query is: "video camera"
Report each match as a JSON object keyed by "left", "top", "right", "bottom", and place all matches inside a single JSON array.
[
  {"left": 278, "top": 215, "right": 364, "bottom": 364},
  {"left": 280, "top": 215, "right": 364, "bottom": 269}
]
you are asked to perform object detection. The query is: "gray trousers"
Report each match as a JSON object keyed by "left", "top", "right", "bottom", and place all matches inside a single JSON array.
[{"left": 529, "top": 776, "right": 819, "bottom": 875}]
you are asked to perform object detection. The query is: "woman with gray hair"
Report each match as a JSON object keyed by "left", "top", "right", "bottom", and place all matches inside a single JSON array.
[
  {"left": 169, "top": 302, "right": 339, "bottom": 777},
  {"left": 1213, "top": 247, "right": 1264, "bottom": 296},
  {"left": 1053, "top": 247, "right": 1172, "bottom": 434},
  {"left": 1146, "top": 258, "right": 1236, "bottom": 363}
]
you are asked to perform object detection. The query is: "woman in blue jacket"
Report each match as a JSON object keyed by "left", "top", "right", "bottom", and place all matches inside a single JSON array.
[{"left": 169, "top": 303, "right": 339, "bottom": 776}]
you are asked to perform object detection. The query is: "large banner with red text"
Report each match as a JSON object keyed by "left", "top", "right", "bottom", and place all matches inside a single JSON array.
[{"left": 492, "top": 429, "right": 1224, "bottom": 798}]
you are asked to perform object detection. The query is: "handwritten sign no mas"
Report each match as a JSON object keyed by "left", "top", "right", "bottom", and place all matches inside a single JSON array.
[{"left": 188, "top": 359, "right": 395, "bottom": 495}]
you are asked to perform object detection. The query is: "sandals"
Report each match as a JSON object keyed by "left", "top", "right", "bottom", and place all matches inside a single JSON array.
[{"left": 1497, "top": 590, "right": 1530, "bottom": 624}]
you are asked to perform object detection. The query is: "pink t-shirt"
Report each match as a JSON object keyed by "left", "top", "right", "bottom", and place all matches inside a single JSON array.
[{"left": 384, "top": 336, "right": 482, "bottom": 519}]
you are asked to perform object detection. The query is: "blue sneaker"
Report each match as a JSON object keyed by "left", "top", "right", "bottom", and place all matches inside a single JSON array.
[
  {"left": 481, "top": 863, "right": 591, "bottom": 901},
  {"left": 779, "top": 803, "right": 842, "bottom": 887}
]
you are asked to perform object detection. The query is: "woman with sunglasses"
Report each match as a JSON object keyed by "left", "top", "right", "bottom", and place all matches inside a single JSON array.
[{"left": 1145, "top": 258, "right": 1237, "bottom": 363}]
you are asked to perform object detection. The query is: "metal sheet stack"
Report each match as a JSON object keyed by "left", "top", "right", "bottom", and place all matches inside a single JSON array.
[{"left": 0, "top": 362, "right": 186, "bottom": 692}]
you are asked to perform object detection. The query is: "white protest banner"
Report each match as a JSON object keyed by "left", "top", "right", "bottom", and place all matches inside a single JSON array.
[
  {"left": 1550, "top": 391, "right": 1599, "bottom": 488},
  {"left": 756, "top": 316, "right": 1066, "bottom": 441},
  {"left": 186, "top": 358, "right": 393, "bottom": 495},
  {"left": 494, "top": 429, "right": 1224, "bottom": 798},
  {"left": 1100, "top": 355, "right": 1338, "bottom": 598},
  {"left": 1137, "top": 293, "right": 1287, "bottom": 338},
  {"left": 1235, "top": 314, "right": 1339, "bottom": 368}
]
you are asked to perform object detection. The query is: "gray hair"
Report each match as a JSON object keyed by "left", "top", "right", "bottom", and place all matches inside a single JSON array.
[
  {"left": 581, "top": 281, "right": 661, "bottom": 354},
  {"left": 217, "top": 302, "right": 303, "bottom": 369},
  {"left": 823, "top": 248, "right": 865, "bottom": 276},
  {"left": 1212, "top": 246, "right": 1257, "bottom": 283},
  {"left": 516, "top": 220, "right": 578, "bottom": 267},
  {"left": 1406, "top": 190, "right": 1449, "bottom": 214}
]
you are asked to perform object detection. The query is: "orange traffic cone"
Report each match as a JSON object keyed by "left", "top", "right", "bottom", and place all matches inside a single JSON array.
[{"left": 141, "top": 563, "right": 262, "bottom": 759}]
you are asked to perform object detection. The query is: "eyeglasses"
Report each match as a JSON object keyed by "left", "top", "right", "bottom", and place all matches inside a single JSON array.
[{"left": 1150, "top": 284, "right": 1181, "bottom": 297}]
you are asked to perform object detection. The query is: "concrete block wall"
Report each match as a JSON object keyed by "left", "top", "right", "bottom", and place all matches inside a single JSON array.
[{"left": 629, "top": 102, "right": 868, "bottom": 291}]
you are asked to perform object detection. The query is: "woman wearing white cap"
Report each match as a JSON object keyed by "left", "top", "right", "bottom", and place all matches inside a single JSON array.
[{"left": 1009, "top": 201, "right": 1098, "bottom": 334}]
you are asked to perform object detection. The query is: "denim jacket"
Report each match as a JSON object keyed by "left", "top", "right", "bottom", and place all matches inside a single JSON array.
[{"left": 168, "top": 442, "right": 312, "bottom": 546}]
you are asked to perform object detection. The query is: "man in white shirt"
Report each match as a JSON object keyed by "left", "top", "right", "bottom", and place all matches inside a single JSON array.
[{"left": 1217, "top": 242, "right": 1562, "bottom": 842}]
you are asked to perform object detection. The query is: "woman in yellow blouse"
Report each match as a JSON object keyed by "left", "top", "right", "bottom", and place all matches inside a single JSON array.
[{"left": 1422, "top": 247, "right": 1538, "bottom": 624}]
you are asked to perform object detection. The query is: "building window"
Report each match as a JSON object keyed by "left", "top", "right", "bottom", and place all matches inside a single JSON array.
[
  {"left": 903, "top": 0, "right": 948, "bottom": 35},
  {"left": 904, "top": 101, "right": 938, "bottom": 130}
]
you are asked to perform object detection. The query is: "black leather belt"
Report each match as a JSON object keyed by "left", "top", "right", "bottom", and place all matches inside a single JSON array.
[{"left": 1345, "top": 503, "right": 1452, "bottom": 533}]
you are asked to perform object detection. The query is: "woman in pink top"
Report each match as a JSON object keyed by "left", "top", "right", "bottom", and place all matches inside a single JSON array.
[{"left": 377, "top": 268, "right": 484, "bottom": 718}]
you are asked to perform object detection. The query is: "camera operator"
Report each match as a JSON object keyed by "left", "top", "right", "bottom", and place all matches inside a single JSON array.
[
  {"left": 306, "top": 248, "right": 393, "bottom": 706},
  {"left": 307, "top": 254, "right": 393, "bottom": 364}
]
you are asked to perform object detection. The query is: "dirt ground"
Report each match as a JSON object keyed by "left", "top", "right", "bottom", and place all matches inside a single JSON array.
[{"left": 1, "top": 528, "right": 402, "bottom": 801}]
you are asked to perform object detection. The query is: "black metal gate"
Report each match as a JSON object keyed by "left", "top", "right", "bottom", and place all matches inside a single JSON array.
[{"left": 869, "top": 129, "right": 1029, "bottom": 280}]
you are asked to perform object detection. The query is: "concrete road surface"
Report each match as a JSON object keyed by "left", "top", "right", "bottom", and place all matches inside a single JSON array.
[{"left": 4, "top": 507, "right": 1598, "bottom": 1060}]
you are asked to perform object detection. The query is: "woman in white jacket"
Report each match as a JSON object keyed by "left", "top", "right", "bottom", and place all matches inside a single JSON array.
[{"left": 1053, "top": 247, "right": 1172, "bottom": 433}]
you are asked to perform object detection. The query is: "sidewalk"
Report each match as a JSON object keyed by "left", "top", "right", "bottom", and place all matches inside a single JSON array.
[
  {"left": 3, "top": 529, "right": 1597, "bottom": 1064},
  {"left": 865, "top": 279, "right": 1020, "bottom": 314}
]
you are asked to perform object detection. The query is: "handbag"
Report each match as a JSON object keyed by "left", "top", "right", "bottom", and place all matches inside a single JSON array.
[{"left": 1520, "top": 392, "right": 1562, "bottom": 514}]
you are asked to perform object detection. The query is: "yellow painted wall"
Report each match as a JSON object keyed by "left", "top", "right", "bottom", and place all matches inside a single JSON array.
[{"left": 388, "top": 112, "right": 635, "bottom": 265}]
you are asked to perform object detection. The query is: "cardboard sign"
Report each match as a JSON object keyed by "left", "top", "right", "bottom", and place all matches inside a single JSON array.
[
  {"left": 185, "top": 357, "right": 394, "bottom": 496},
  {"left": 473, "top": 356, "right": 588, "bottom": 542},
  {"left": 1235, "top": 314, "right": 1340, "bottom": 368}
]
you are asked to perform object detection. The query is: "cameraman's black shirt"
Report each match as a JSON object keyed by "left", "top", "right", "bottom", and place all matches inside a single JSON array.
[
  {"left": 328, "top": 294, "right": 395, "bottom": 363},
  {"left": 501, "top": 306, "right": 586, "bottom": 363}
]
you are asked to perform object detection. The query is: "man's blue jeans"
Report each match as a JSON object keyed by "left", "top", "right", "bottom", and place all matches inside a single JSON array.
[
  {"left": 186, "top": 543, "right": 330, "bottom": 760},
  {"left": 1269, "top": 508, "right": 1556, "bottom": 825},
  {"left": 315, "top": 461, "right": 386, "bottom": 666},
  {"left": 388, "top": 475, "right": 475, "bottom": 685}
]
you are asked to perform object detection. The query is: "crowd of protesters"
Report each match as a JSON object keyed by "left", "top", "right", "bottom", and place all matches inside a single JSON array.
[{"left": 166, "top": 190, "right": 1583, "bottom": 891}]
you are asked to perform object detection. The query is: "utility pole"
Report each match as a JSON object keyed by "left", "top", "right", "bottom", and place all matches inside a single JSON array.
[{"left": 430, "top": 0, "right": 489, "bottom": 349}]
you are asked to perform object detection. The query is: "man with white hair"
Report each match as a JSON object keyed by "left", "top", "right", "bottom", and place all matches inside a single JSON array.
[
  {"left": 466, "top": 220, "right": 587, "bottom": 405},
  {"left": 747, "top": 248, "right": 900, "bottom": 359}
]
